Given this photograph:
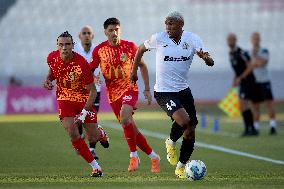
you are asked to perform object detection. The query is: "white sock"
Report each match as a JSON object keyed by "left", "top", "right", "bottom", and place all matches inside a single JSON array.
[
  {"left": 254, "top": 122, "right": 260, "bottom": 130},
  {"left": 176, "top": 161, "right": 185, "bottom": 169},
  {"left": 270, "top": 119, "right": 277, "bottom": 128},
  {"left": 166, "top": 138, "right": 176, "bottom": 147},
  {"left": 148, "top": 151, "right": 159, "bottom": 159},
  {"left": 89, "top": 159, "right": 101, "bottom": 170},
  {"left": 130, "top": 151, "right": 138, "bottom": 157}
]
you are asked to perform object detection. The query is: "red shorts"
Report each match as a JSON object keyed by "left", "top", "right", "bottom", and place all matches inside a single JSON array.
[
  {"left": 110, "top": 90, "right": 138, "bottom": 121},
  {"left": 57, "top": 100, "right": 97, "bottom": 123}
]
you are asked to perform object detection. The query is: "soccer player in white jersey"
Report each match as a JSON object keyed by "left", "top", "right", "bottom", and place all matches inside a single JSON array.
[
  {"left": 249, "top": 32, "right": 277, "bottom": 135},
  {"left": 130, "top": 11, "right": 214, "bottom": 178},
  {"left": 74, "top": 26, "right": 110, "bottom": 160}
]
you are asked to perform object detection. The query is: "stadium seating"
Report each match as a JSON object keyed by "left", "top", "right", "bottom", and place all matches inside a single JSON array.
[{"left": 0, "top": 0, "right": 283, "bottom": 100}]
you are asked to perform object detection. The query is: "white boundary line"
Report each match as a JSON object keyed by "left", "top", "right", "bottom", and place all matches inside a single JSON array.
[{"left": 101, "top": 121, "right": 284, "bottom": 165}]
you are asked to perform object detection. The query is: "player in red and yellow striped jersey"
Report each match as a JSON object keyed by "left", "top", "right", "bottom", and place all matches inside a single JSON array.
[
  {"left": 43, "top": 31, "right": 102, "bottom": 177},
  {"left": 91, "top": 39, "right": 138, "bottom": 104},
  {"left": 90, "top": 18, "right": 160, "bottom": 173}
]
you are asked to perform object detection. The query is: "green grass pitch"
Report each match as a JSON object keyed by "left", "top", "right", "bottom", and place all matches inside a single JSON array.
[{"left": 0, "top": 105, "right": 283, "bottom": 189}]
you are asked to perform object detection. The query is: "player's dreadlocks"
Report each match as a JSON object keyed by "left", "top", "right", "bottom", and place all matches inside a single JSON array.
[{"left": 57, "top": 31, "right": 74, "bottom": 43}]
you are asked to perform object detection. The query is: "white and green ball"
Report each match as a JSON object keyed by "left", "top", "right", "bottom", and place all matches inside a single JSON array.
[{"left": 184, "top": 160, "right": 207, "bottom": 181}]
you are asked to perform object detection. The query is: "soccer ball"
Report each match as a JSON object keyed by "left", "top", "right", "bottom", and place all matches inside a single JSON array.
[{"left": 184, "top": 160, "right": 207, "bottom": 181}]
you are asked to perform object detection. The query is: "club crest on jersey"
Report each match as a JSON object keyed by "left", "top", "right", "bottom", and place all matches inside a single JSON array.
[
  {"left": 69, "top": 72, "right": 75, "bottom": 80},
  {"left": 182, "top": 42, "right": 189, "bottom": 49},
  {"left": 120, "top": 53, "right": 127, "bottom": 62}
]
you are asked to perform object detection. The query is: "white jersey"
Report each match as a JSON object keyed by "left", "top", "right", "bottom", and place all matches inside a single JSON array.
[
  {"left": 250, "top": 47, "right": 270, "bottom": 83},
  {"left": 144, "top": 31, "right": 207, "bottom": 92},
  {"left": 74, "top": 42, "right": 101, "bottom": 92}
]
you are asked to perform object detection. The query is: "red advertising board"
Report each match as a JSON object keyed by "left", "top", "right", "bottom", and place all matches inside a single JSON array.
[
  {"left": 0, "top": 85, "right": 112, "bottom": 114},
  {"left": 6, "top": 86, "right": 57, "bottom": 114}
]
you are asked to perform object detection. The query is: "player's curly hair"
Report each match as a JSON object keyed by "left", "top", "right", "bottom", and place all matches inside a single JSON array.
[
  {"left": 166, "top": 11, "right": 184, "bottom": 23},
  {"left": 103, "top": 17, "right": 120, "bottom": 29},
  {"left": 57, "top": 31, "right": 74, "bottom": 43}
]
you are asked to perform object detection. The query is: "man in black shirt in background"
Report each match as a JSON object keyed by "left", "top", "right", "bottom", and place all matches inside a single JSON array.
[{"left": 227, "top": 33, "right": 258, "bottom": 136}]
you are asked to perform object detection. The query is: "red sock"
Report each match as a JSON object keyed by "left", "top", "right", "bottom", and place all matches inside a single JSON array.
[
  {"left": 136, "top": 132, "right": 152, "bottom": 155},
  {"left": 71, "top": 137, "right": 94, "bottom": 163},
  {"left": 122, "top": 122, "right": 137, "bottom": 152}
]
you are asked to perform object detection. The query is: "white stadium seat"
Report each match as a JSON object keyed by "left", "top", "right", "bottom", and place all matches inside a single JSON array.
[{"left": 0, "top": 0, "right": 283, "bottom": 99}]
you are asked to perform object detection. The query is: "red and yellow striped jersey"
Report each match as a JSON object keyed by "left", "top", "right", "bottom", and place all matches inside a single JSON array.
[
  {"left": 47, "top": 50, "right": 94, "bottom": 102},
  {"left": 90, "top": 40, "right": 138, "bottom": 103}
]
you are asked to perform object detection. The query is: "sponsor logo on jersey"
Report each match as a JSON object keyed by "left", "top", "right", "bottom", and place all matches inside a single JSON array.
[
  {"left": 106, "top": 65, "right": 127, "bottom": 79},
  {"left": 164, "top": 56, "right": 191, "bottom": 62},
  {"left": 122, "top": 95, "right": 132, "bottom": 101}
]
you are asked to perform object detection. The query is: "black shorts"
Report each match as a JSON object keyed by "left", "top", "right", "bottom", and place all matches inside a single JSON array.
[
  {"left": 94, "top": 92, "right": 101, "bottom": 112},
  {"left": 255, "top": 82, "right": 274, "bottom": 102},
  {"left": 154, "top": 87, "right": 198, "bottom": 126},
  {"left": 239, "top": 82, "right": 261, "bottom": 103}
]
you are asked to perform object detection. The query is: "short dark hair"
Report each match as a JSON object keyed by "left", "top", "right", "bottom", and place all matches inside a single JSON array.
[
  {"left": 103, "top": 17, "right": 120, "bottom": 29},
  {"left": 57, "top": 31, "right": 74, "bottom": 43}
]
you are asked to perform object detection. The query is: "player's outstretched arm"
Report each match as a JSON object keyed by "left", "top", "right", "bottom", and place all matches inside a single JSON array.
[
  {"left": 196, "top": 49, "right": 214, "bottom": 66},
  {"left": 130, "top": 44, "right": 148, "bottom": 84}
]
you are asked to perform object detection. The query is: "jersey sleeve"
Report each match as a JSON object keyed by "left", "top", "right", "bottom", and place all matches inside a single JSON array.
[
  {"left": 46, "top": 52, "right": 56, "bottom": 80},
  {"left": 46, "top": 51, "right": 55, "bottom": 66},
  {"left": 144, "top": 34, "right": 157, "bottom": 50},
  {"left": 90, "top": 46, "right": 100, "bottom": 71},
  {"left": 191, "top": 34, "right": 208, "bottom": 53}
]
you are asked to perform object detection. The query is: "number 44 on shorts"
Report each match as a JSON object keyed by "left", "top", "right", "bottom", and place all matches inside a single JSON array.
[{"left": 166, "top": 100, "right": 176, "bottom": 111}]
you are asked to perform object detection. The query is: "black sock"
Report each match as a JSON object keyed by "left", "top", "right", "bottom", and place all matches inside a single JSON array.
[
  {"left": 242, "top": 109, "right": 255, "bottom": 132},
  {"left": 179, "top": 137, "right": 195, "bottom": 164},
  {"left": 170, "top": 121, "right": 185, "bottom": 142},
  {"left": 78, "top": 125, "right": 83, "bottom": 135},
  {"left": 89, "top": 142, "right": 96, "bottom": 149}
]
